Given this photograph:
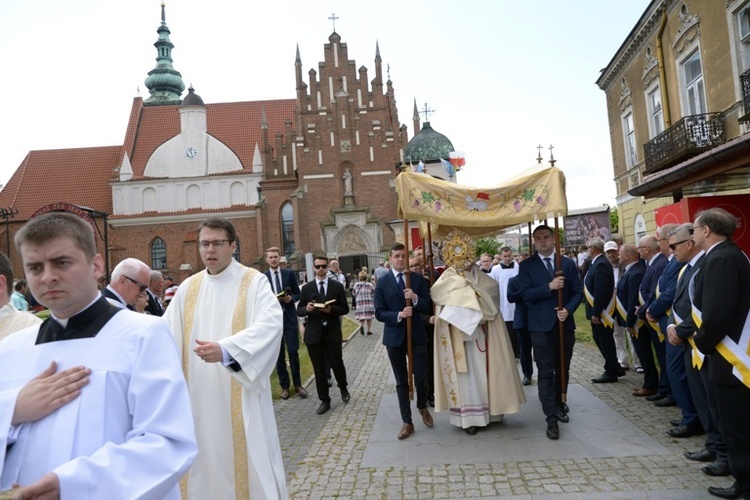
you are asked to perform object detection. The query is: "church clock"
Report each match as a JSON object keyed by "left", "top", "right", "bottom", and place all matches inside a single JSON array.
[{"left": 185, "top": 146, "right": 199, "bottom": 159}]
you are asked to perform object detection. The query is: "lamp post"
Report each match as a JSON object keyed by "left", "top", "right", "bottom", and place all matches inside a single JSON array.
[
  {"left": 73, "top": 205, "right": 110, "bottom": 284},
  {"left": 0, "top": 207, "right": 19, "bottom": 258}
]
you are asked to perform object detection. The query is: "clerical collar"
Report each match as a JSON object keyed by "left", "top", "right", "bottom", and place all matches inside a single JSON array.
[
  {"left": 500, "top": 262, "right": 514, "bottom": 269},
  {"left": 481, "top": 267, "right": 491, "bottom": 273},
  {"left": 51, "top": 294, "right": 103, "bottom": 328}
]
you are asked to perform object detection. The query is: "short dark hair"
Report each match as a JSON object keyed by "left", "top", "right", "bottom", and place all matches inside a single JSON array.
[
  {"left": 16, "top": 212, "right": 97, "bottom": 261},
  {"left": 500, "top": 246, "right": 512, "bottom": 253},
  {"left": 695, "top": 208, "right": 738, "bottom": 239},
  {"left": 313, "top": 255, "right": 328, "bottom": 263},
  {"left": 533, "top": 224, "right": 554, "bottom": 237},
  {"left": 198, "top": 218, "right": 237, "bottom": 243},
  {"left": 0, "top": 252, "right": 13, "bottom": 296},
  {"left": 391, "top": 242, "right": 406, "bottom": 254},
  {"left": 14, "top": 279, "right": 27, "bottom": 292}
]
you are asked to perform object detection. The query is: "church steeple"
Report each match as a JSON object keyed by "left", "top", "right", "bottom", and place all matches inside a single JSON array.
[{"left": 144, "top": 2, "right": 185, "bottom": 106}]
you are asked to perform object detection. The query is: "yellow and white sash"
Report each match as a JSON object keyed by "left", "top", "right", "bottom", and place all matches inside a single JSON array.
[{"left": 584, "top": 284, "right": 615, "bottom": 328}]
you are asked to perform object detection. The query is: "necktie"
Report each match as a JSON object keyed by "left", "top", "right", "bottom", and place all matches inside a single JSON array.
[
  {"left": 397, "top": 273, "right": 405, "bottom": 290},
  {"left": 544, "top": 257, "right": 554, "bottom": 277},
  {"left": 319, "top": 281, "right": 325, "bottom": 297},
  {"left": 274, "top": 271, "right": 282, "bottom": 295}
]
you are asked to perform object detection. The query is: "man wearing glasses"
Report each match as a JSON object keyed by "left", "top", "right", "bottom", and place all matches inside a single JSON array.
[
  {"left": 102, "top": 257, "right": 151, "bottom": 310},
  {"left": 164, "top": 218, "right": 287, "bottom": 499},
  {"left": 297, "top": 255, "right": 351, "bottom": 415}
]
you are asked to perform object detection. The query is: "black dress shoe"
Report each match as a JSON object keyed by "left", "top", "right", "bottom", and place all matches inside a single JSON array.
[
  {"left": 557, "top": 407, "right": 570, "bottom": 423},
  {"left": 667, "top": 423, "right": 704, "bottom": 438},
  {"left": 591, "top": 373, "right": 618, "bottom": 383},
  {"left": 702, "top": 460, "right": 731, "bottom": 477},
  {"left": 645, "top": 392, "right": 666, "bottom": 401},
  {"left": 708, "top": 482, "right": 741, "bottom": 500},
  {"left": 464, "top": 426, "right": 478, "bottom": 435},
  {"left": 341, "top": 388, "right": 351, "bottom": 403},
  {"left": 522, "top": 376, "right": 532, "bottom": 386},
  {"left": 616, "top": 368, "right": 626, "bottom": 377},
  {"left": 654, "top": 396, "right": 676, "bottom": 407},
  {"left": 546, "top": 421, "right": 559, "bottom": 440},
  {"left": 316, "top": 402, "right": 331, "bottom": 415},
  {"left": 684, "top": 448, "right": 716, "bottom": 462},
  {"left": 670, "top": 418, "right": 682, "bottom": 426}
]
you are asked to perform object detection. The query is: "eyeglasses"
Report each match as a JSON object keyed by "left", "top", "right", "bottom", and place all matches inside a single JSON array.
[
  {"left": 199, "top": 239, "right": 230, "bottom": 249},
  {"left": 124, "top": 276, "right": 148, "bottom": 292},
  {"left": 314, "top": 264, "right": 328, "bottom": 269},
  {"left": 688, "top": 224, "right": 705, "bottom": 235},
  {"left": 409, "top": 264, "right": 422, "bottom": 269},
  {"left": 668, "top": 240, "right": 690, "bottom": 251}
]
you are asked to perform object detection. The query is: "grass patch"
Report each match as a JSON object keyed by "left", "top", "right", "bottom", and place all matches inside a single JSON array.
[
  {"left": 269, "top": 316, "right": 361, "bottom": 400},
  {"left": 574, "top": 307, "right": 593, "bottom": 345}
]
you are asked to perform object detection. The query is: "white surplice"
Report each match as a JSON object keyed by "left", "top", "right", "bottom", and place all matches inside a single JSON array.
[
  {"left": 0, "top": 311, "right": 197, "bottom": 499},
  {"left": 164, "top": 259, "right": 287, "bottom": 500},
  {"left": 489, "top": 264, "right": 519, "bottom": 321},
  {"left": 0, "top": 303, "right": 41, "bottom": 341}
]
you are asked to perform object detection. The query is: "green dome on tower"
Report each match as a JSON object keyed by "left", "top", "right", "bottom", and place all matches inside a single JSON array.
[
  {"left": 403, "top": 122, "right": 454, "bottom": 163},
  {"left": 144, "top": 2, "right": 185, "bottom": 106}
]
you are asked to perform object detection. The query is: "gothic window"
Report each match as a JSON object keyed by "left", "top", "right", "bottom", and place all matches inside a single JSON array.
[
  {"left": 232, "top": 238, "right": 241, "bottom": 262},
  {"left": 281, "top": 202, "right": 295, "bottom": 260},
  {"left": 681, "top": 49, "right": 706, "bottom": 115},
  {"left": 151, "top": 237, "right": 166, "bottom": 270}
]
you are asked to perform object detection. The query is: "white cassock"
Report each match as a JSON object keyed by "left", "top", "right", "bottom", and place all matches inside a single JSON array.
[
  {"left": 489, "top": 264, "right": 518, "bottom": 322},
  {"left": 164, "top": 259, "right": 287, "bottom": 500},
  {"left": 0, "top": 310, "right": 197, "bottom": 499},
  {"left": 432, "top": 266, "right": 526, "bottom": 429},
  {"left": 0, "top": 303, "right": 41, "bottom": 341}
]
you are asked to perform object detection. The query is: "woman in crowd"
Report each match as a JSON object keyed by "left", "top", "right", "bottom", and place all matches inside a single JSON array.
[{"left": 353, "top": 271, "right": 375, "bottom": 335}]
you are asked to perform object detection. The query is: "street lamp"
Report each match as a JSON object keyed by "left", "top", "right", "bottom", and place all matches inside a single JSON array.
[
  {"left": 73, "top": 205, "right": 110, "bottom": 284},
  {"left": 0, "top": 207, "right": 19, "bottom": 258}
]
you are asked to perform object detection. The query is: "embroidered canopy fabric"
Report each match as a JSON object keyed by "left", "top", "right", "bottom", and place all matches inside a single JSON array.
[{"left": 395, "top": 165, "right": 568, "bottom": 238}]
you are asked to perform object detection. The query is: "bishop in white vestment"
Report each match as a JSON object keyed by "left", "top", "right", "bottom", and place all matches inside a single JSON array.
[{"left": 432, "top": 265, "right": 526, "bottom": 432}]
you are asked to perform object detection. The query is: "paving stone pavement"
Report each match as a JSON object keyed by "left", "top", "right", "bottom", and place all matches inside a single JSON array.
[{"left": 273, "top": 314, "right": 726, "bottom": 499}]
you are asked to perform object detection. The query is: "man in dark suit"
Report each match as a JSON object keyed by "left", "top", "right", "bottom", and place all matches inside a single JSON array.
[
  {"left": 665, "top": 224, "right": 729, "bottom": 477},
  {"left": 265, "top": 246, "right": 305, "bottom": 400},
  {"left": 516, "top": 225, "right": 583, "bottom": 440},
  {"left": 102, "top": 258, "right": 151, "bottom": 311},
  {"left": 615, "top": 244, "right": 647, "bottom": 391},
  {"left": 144, "top": 270, "right": 165, "bottom": 316},
  {"left": 584, "top": 239, "right": 619, "bottom": 383},
  {"left": 297, "top": 255, "right": 350, "bottom": 415},
  {"left": 635, "top": 235, "right": 671, "bottom": 403},
  {"left": 683, "top": 209, "right": 750, "bottom": 500},
  {"left": 374, "top": 242, "right": 433, "bottom": 440}
]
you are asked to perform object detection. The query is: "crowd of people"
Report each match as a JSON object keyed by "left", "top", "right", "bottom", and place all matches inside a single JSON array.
[{"left": 1, "top": 207, "right": 749, "bottom": 500}]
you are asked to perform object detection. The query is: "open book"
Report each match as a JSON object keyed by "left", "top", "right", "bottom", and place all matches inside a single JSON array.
[{"left": 313, "top": 299, "right": 336, "bottom": 308}]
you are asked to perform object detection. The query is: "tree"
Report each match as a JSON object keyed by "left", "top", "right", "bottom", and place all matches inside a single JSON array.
[
  {"left": 609, "top": 206, "right": 619, "bottom": 234},
  {"left": 474, "top": 237, "right": 500, "bottom": 258}
]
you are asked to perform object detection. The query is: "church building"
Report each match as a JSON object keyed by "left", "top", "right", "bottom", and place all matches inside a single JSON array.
[{"left": 0, "top": 5, "right": 411, "bottom": 281}]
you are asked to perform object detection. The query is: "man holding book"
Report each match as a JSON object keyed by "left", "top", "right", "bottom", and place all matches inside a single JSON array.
[{"left": 297, "top": 255, "right": 351, "bottom": 415}]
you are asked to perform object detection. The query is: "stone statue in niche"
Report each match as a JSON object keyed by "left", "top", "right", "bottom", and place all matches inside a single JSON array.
[{"left": 343, "top": 169, "right": 353, "bottom": 196}]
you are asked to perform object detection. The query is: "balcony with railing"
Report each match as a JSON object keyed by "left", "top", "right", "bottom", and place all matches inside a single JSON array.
[
  {"left": 739, "top": 68, "right": 750, "bottom": 124},
  {"left": 643, "top": 112, "right": 726, "bottom": 175}
]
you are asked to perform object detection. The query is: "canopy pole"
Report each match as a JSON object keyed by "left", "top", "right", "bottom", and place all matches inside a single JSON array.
[
  {"left": 554, "top": 217, "right": 567, "bottom": 406},
  {"left": 403, "top": 219, "right": 414, "bottom": 401}
]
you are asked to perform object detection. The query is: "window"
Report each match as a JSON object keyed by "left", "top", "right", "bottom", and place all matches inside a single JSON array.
[
  {"left": 151, "top": 238, "right": 166, "bottom": 270},
  {"left": 622, "top": 112, "right": 638, "bottom": 168},
  {"left": 281, "top": 202, "right": 295, "bottom": 261},
  {"left": 740, "top": 5, "right": 750, "bottom": 42},
  {"left": 682, "top": 49, "right": 706, "bottom": 115},
  {"left": 646, "top": 86, "right": 664, "bottom": 137},
  {"left": 232, "top": 239, "right": 241, "bottom": 262}
]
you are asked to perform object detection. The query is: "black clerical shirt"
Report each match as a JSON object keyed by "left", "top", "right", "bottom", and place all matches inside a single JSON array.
[{"left": 35, "top": 297, "right": 122, "bottom": 345}]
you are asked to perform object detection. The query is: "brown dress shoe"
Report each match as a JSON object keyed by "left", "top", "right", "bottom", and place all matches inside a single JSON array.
[
  {"left": 295, "top": 386, "right": 308, "bottom": 398},
  {"left": 280, "top": 388, "right": 290, "bottom": 400},
  {"left": 632, "top": 388, "right": 657, "bottom": 397},
  {"left": 419, "top": 408, "right": 434, "bottom": 428},
  {"left": 397, "top": 423, "right": 415, "bottom": 440}
]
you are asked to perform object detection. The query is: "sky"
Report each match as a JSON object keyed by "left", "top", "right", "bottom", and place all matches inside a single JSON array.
[{"left": 0, "top": 0, "right": 649, "bottom": 211}]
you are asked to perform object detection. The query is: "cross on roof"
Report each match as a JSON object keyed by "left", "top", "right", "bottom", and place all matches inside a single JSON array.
[
  {"left": 419, "top": 103, "right": 435, "bottom": 121},
  {"left": 329, "top": 13, "right": 339, "bottom": 32}
]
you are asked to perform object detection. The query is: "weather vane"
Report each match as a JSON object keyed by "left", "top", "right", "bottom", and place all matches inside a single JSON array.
[
  {"left": 419, "top": 103, "right": 435, "bottom": 121},
  {"left": 328, "top": 12, "right": 339, "bottom": 32}
]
